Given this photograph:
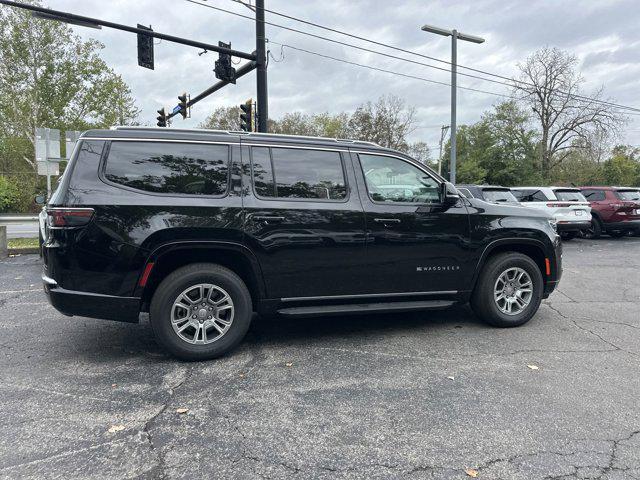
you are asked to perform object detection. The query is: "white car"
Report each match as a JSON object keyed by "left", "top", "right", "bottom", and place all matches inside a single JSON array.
[{"left": 511, "top": 187, "right": 592, "bottom": 240}]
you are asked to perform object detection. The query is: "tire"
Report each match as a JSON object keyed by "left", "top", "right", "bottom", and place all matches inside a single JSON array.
[
  {"left": 608, "top": 230, "right": 627, "bottom": 238},
  {"left": 471, "top": 252, "right": 543, "bottom": 328},
  {"left": 560, "top": 232, "right": 577, "bottom": 241},
  {"left": 149, "top": 263, "right": 252, "bottom": 361},
  {"left": 584, "top": 218, "right": 602, "bottom": 239}
]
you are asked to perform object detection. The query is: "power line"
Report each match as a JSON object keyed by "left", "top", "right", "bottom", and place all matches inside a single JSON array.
[
  {"left": 268, "top": 42, "right": 515, "bottom": 100},
  {"left": 268, "top": 42, "right": 640, "bottom": 118},
  {"left": 188, "top": 0, "right": 640, "bottom": 115},
  {"left": 226, "top": 0, "right": 640, "bottom": 115}
]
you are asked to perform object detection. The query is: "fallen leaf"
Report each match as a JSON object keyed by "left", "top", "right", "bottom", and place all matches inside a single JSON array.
[
  {"left": 465, "top": 468, "right": 479, "bottom": 477},
  {"left": 239, "top": 372, "right": 245, "bottom": 378},
  {"left": 176, "top": 408, "right": 189, "bottom": 414},
  {"left": 285, "top": 362, "right": 293, "bottom": 367},
  {"left": 111, "top": 384, "right": 117, "bottom": 388},
  {"left": 108, "top": 425, "right": 125, "bottom": 433},
  {"left": 527, "top": 364, "right": 539, "bottom": 370}
]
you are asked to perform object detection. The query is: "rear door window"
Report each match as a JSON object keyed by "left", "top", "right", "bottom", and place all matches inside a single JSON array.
[
  {"left": 104, "top": 141, "right": 229, "bottom": 196},
  {"left": 250, "top": 147, "right": 347, "bottom": 200},
  {"left": 513, "top": 189, "right": 549, "bottom": 202},
  {"left": 583, "top": 190, "right": 606, "bottom": 201}
]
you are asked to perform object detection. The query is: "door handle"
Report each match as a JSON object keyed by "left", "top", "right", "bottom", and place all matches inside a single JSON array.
[
  {"left": 250, "top": 215, "right": 285, "bottom": 223},
  {"left": 373, "top": 218, "right": 401, "bottom": 223}
]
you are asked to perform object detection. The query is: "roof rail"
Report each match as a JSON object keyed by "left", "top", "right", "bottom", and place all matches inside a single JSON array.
[{"left": 110, "top": 126, "right": 380, "bottom": 147}]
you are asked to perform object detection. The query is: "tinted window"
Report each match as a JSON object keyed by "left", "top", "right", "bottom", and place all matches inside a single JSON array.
[
  {"left": 555, "top": 190, "right": 587, "bottom": 202},
  {"left": 250, "top": 147, "right": 275, "bottom": 198},
  {"left": 513, "top": 189, "right": 549, "bottom": 202},
  {"left": 105, "top": 142, "right": 229, "bottom": 195},
  {"left": 583, "top": 190, "right": 606, "bottom": 201},
  {"left": 615, "top": 190, "right": 640, "bottom": 201},
  {"left": 251, "top": 147, "right": 347, "bottom": 200},
  {"left": 482, "top": 189, "right": 519, "bottom": 203},
  {"left": 359, "top": 154, "right": 441, "bottom": 204}
]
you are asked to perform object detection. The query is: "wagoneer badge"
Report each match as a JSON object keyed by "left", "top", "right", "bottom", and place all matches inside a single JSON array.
[{"left": 417, "top": 265, "right": 460, "bottom": 272}]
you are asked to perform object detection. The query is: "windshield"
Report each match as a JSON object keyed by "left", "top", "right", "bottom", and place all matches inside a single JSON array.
[
  {"left": 482, "top": 189, "right": 519, "bottom": 203},
  {"left": 555, "top": 190, "right": 587, "bottom": 202},
  {"left": 616, "top": 190, "right": 640, "bottom": 201}
]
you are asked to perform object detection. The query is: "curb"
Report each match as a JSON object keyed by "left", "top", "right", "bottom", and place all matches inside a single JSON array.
[{"left": 7, "top": 248, "right": 40, "bottom": 256}]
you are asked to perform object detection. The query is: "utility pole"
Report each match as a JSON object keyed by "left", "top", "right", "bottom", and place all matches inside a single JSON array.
[
  {"left": 255, "top": 0, "right": 268, "bottom": 133},
  {"left": 421, "top": 24, "right": 484, "bottom": 184},
  {"left": 438, "top": 125, "right": 450, "bottom": 177}
]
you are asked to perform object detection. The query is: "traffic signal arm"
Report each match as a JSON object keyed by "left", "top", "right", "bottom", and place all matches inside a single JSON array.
[
  {"left": 166, "top": 60, "right": 257, "bottom": 122},
  {"left": 0, "top": 0, "right": 256, "bottom": 61}
]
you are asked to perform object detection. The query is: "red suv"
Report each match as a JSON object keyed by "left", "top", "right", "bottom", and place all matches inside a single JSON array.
[{"left": 580, "top": 186, "right": 640, "bottom": 238}]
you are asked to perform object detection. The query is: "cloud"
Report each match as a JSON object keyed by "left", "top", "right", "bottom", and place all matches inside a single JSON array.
[{"left": 45, "top": 0, "right": 639, "bottom": 145}]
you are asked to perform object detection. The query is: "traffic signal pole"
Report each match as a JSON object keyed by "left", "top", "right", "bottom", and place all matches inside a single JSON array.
[{"left": 255, "top": 0, "right": 268, "bottom": 133}]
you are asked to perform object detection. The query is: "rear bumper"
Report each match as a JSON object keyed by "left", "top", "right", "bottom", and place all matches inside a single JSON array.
[
  {"left": 557, "top": 221, "right": 591, "bottom": 232},
  {"left": 43, "top": 275, "right": 140, "bottom": 323},
  {"left": 604, "top": 220, "right": 640, "bottom": 232}
]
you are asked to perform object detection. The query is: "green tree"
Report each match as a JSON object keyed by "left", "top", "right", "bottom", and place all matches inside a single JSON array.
[
  {"left": 199, "top": 105, "right": 242, "bottom": 131},
  {"left": 0, "top": 1, "right": 140, "bottom": 172},
  {"left": 441, "top": 101, "right": 540, "bottom": 186},
  {"left": 602, "top": 146, "right": 640, "bottom": 186}
]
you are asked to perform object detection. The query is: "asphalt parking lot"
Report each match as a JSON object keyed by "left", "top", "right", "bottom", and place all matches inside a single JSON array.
[{"left": 0, "top": 237, "right": 639, "bottom": 480}]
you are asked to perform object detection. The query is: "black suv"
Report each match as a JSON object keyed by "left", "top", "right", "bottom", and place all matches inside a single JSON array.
[{"left": 42, "top": 127, "right": 562, "bottom": 360}]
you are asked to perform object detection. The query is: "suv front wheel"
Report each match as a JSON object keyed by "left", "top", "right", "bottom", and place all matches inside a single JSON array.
[
  {"left": 471, "top": 252, "right": 543, "bottom": 327},
  {"left": 150, "top": 263, "right": 252, "bottom": 361}
]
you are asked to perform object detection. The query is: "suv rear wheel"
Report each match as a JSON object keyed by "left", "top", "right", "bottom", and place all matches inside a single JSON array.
[
  {"left": 150, "top": 263, "right": 252, "bottom": 361},
  {"left": 471, "top": 252, "right": 543, "bottom": 327}
]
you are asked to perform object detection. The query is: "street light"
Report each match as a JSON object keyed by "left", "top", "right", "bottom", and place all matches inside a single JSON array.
[{"left": 421, "top": 24, "right": 484, "bottom": 184}]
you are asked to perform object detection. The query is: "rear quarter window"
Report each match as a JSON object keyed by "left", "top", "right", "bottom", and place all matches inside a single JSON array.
[{"left": 104, "top": 141, "right": 230, "bottom": 196}]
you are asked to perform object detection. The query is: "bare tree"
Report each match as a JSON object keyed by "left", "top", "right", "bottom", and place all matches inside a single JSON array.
[
  {"left": 515, "top": 47, "right": 625, "bottom": 179},
  {"left": 347, "top": 95, "right": 417, "bottom": 150}
]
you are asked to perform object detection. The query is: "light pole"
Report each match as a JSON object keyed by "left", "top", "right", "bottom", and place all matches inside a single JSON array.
[
  {"left": 421, "top": 24, "right": 484, "bottom": 184},
  {"left": 438, "top": 124, "right": 449, "bottom": 176}
]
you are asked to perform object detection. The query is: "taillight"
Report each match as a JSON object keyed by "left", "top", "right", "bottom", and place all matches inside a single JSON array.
[
  {"left": 546, "top": 203, "right": 572, "bottom": 208},
  {"left": 46, "top": 208, "right": 94, "bottom": 228}
]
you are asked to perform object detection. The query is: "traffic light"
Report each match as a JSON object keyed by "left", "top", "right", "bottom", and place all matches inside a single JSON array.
[
  {"left": 214, "top": 41, "right": 236, "bottom": 83},
  {"left": 177, "top": 93, "right": 189, "bottom": 119},
  {"left": 137, "top": 24, "right": 154, "bottom": 70},
  {"left": 239, "top": 100, "right": 253, "bottom": 132},
  {"left": 156, "top": 107, "right": 167, "bottom": 127}
]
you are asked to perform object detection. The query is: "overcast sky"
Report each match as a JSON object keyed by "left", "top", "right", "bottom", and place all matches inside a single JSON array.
[{"left": 50, "top": 0, "right": 640, "bottom": 151}]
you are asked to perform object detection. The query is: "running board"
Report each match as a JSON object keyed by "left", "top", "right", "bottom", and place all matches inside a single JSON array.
[{"left": 277, "top": 300, "right": 455, "bottom": 317}]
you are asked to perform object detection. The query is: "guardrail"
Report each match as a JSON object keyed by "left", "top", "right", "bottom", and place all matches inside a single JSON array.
[
  {"left": 0, "top": 215, "right": 39, "bottom": 224},
  {"left": 0, "top": 216, "right": 39, "bottom": 258}
]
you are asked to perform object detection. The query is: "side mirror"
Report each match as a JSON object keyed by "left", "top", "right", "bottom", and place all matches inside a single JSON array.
[
  {"left": 442, "top": 182, "right": 460, "bottom": 207},
  {"left": 34, "top": 194, "right": 46, "bottom": 205}
]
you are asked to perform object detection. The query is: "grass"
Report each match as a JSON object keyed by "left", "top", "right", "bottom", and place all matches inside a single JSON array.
[{"left": 8, "top": 237, "right": 39, "bottom": 249}]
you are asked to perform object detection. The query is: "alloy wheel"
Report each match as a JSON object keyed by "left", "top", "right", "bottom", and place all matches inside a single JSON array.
[
  {"left": 170, "top": 283, "right": 234, "bottom": 344},
  {"left": 493, "top": 267, "right": 533, "bottom": 316}
]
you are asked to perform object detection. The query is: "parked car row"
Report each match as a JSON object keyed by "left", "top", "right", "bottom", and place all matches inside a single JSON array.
[{"left": 457, "top": 184, "right": 640, "bottom": 240}]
